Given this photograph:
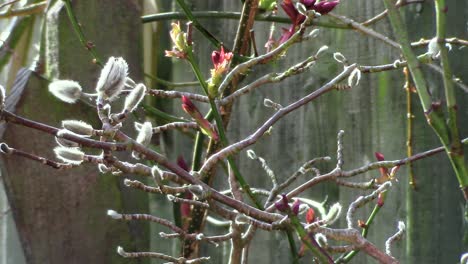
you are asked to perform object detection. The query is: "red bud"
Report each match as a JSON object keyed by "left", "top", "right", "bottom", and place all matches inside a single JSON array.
[{"left": 306, "top": 208, "right": 315, "bottom": 224}]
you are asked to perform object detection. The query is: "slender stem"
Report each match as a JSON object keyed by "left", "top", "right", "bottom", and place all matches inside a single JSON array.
[
  {"left": 435, "top": 0, "right": 468, "bottom": 194},
  {"left": 403, "top": 67, "right": 416, "bottom": 189},
  {"left": 141, "top": 103, "right": 190, "bottom": 123},
  {"left": 142, "top": 11, "right": 349, "bottom": 29},
  {"left": 62, "top": 0, "right": 102, "bottom": 66},
  {"left": 383, "top": 0, "right": 468, "bottom": 199},
  {"left": 175, "top": 0, "right": 222, "bottom": 49}
]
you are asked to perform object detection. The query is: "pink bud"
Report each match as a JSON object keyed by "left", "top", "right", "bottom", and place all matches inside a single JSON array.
[
  {"left": 181, "top": 96, "right": 198, "bottom": 115},
  {"left": 306, "top": 208, "right": 315, "bottom": 224},
  {"left": 275, "top": 194, "right": 290, "bottom": 212},
  {"left": 313, "top": 1, "right": 339, "bottom": 14},
  {"left": 374, "top": 152, "right": 385, "bottom": 161},
  {"left": 377, "top": 193, "right": 385, "bottom": 207},
  {"left": 292, "top": 200, "right": 301, "bottom": 215}
]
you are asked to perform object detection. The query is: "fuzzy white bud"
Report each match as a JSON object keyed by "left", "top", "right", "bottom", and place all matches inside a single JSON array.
[
  {"left": 167, "top": 194, "right": 175, "bottom": 201},
  {"left": 116, "top": 246, "right": 125, "bottom": 256},
  {"left": 315, "top": 45, "right": 329, "bottom": 57},
  {"left": 96, "top": 57, "right": 128, "bottom": 101},
  {"left": 98, "top": 164, "right": 109, "bottom": 173},
  {"left": 151, "top": 165, "right": 163, "bottom": 184},
  {"left": 124, "top": 83, "right": 146, "bottom": 112},
  {"left": 123, "top": 178, "right": 132, "bottom": 186},
  {"left": 196, "top": 233, "right": 205, "bottom": 240},
  {"left": 295, "top": 2, "right": 307, "bottom": 16},
  {"left": 107, "top": 209, "right": 122, "bottom": 219},
  {"left": 136, "top": 121, "right": 152, "bottom": 146},
  {"left": 427, "top": 37, "right": 440, "bottom": 58},
  {"left": 54, "top": 146, "right": 84, "bottom": 165},
  {"left": 308, "top": 28, "right": 320, "bottom": 38},
  {"left": 333, "top": 52, "right": 347, "bottom": 64},
  {"left": 315, "top": 233, "right": 328, "bottom": 247},
  {"left": 246, "top": 149, "right": 257, "bottom": 159},
  {"left": 324, "top": 203, "right": 342, "bottom": 225},
  {"left": 48, "top": 80, "right": 82, "bottom": 104},
  {"left": 347, "top": 68, "right": 362, "bottom": 87},
  {"left": 62, "top": 120, "right": 94, "bottom": 136},
  {"left": 132, "top": 121, "right": 152, "bottom": 159}
]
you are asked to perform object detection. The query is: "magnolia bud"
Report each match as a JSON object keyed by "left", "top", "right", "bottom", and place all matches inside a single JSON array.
[
  {"left": 48, "top": 80, "right": 82, "bottom": 103},
  {"left": 116, "top": 246, "right": 125, "bottom": 256},
  {"left": 53, "top": 146, "right": 84, "bottom": 165},
  {"left": 124, "top": 83, "right": 146, "bottom": 112},
  {"left": 136, "top": 121, "right": 152, "bottom": 146},
  {"left": 107, "top": 209, "right": 122, "bottom": 219},
  {"left": 96, "top": 57, "right": 128, "bottom": 101},
  {"left": 61, "top": 120, "right": 94, "bottom": 136}
]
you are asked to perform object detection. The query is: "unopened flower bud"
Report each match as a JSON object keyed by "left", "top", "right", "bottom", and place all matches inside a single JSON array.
[
  {"left": 116, "top": 246, "right": 125, "bottom": 256},
  {"left": 333, "top": 52, "right": 347, "bottom": 64},
  {"left": 98, "top": 164, "right": 109, "bottom": 173},
  {"left": 315, "top": 233, "right": 328, "bottom": 247},
  {"left": 313, "top": 0, "right": 340, "bottom": 14},
  {"left": 306, "top": 208, "right": 315, "bottom": 224},
  {"left": 54, "top": 146, "right": 84, "bottom": 165},
  {"left": 246, "top": 149, "right": 257, "bottom": 159},
  {"left": 427, "top": 37, "right": 440, "bottom": 59},
  {"left": 48, "top": 80, "right": 82, "bottom": 103},
  {"left": 274, "top": 194, "right": 290, "bottom": 212},
  {"left": 96, "top": 57, "right": 128, "bottom": 101},
  {"left": 181, "top": 96, "right": 219, "bottom": 141},
  {"left": 151, "top": 165, "right": 163, "bottom": 184},
  {"left": 107, "top": 209, "right": 122, "bottom": 219},
  {"left": 62, "top": 120, "right": 94, "bottom": 136},
  {"left": 348, "top": 68, "right": 362, "bottom": 87},
  {"left": 292, "top": 199, "right": 301, "bottom": 215},
  {"left": 136, "top": 121, "right": 152, "bottom": 146},
  {"left": 315, "top": 45, "right": 328, "bottom": 57},
  {"left": 124, "top": 83, "right": 146, "bottom": 112}
]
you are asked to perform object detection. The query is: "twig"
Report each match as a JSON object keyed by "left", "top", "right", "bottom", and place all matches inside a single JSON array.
[
  {"left": 117, "top": 246, "right": 210, "bottom": 263},
  {"left": 0, "top": 142, "right": 73, "bottom": 170},
  {"left": 316, "top": 227, "right": 399, "bottom": 264},
  {"left": 148, "top": 89, "right": 209, "bottom": 103},
  {"left": 167, "top": 194, "right": 210, "bottom": 208},
  {"left": 346, "top": 182, "right": 392, "bottom": 229},
  {"left": 361, "top": 0, "right": 425, "bottom": 26},
  {"left": 153, "top": 122, "right": 199, "bottom": 134},
  {"left": 385, "top": 221, "right": 406, "bottom": 256},
  {"left": 411, "top": 37, "right": 468, "bottom": 48},
  {"left": 327, "top": 12, "right": 400, "bottom": 49}
]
